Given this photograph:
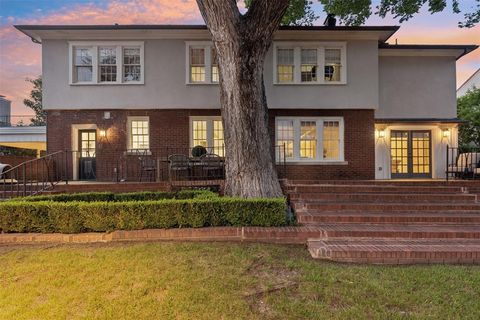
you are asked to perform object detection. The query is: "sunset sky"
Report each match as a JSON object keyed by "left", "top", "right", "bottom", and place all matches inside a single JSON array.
[{"left": 0, "top": 0, "right": 479, "bottom": 114}]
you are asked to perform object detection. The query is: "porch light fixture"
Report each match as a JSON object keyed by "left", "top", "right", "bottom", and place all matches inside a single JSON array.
[
  {"left": 99, "top": 129, "right": 107, "bottom": 138},
  {"left": 442, "top": 128, "right": 450, "bottom": 139},
  {"left": 378, "top": 129, "right": 386, "bottom": 139}
]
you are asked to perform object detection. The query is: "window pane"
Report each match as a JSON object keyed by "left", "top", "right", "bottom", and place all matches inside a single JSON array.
[
  {"left": 123, "top": 48, "right": 141, "bottom": 82},
  {"left": 325, "top": 48, "right": 341, "bottom": 82},
  {"left": 76, "top": 66, "right": 92, "bottom": 82},
  {"left": 130, "top": 119, "right": 149, "bottom": 150},
  {"left": 99, "top": 47, "right": 116, "bottom": 64},
  {"left": 300, "top": 49, "right": 317, "bottom": 82},
  {"left": 300, "top": 121, "right": 316, "bottom": 159},
  {"left": 192, "top": 120, "right": 208, "bottom": 147},
  {"left": 277, "top": 48, "right": 294, "bottom": 83},
  {"left": 213, "top": 120, "right": 224, "bottom": 156},
  {"left": 323, "top": 121, "right": 340, "bottom": 160},
  {"left": 301, "top": 49, "right": 317, "bottom": 64},
  {"left": 75, "top": 48, "right": 92, "bottom": 66},
  {"left": 211, "top": 47, "right": 219, "bottom": 83},
  {"left": 190, "top": 48, "right": 205, "bottom": 66},
  {"left": 190, "top": 66, "right": 206, "bottom": 83},
  {"left": 276, "top": 120, "right": 294, "bottom": 159}
]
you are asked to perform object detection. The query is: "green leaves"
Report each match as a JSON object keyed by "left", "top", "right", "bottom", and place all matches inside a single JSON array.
[
  {"left": 458, "top": 87, "right": 480, "bottom": 148},
  {"left": 23, "top": 76, "right": 46, "bottom": 126}
]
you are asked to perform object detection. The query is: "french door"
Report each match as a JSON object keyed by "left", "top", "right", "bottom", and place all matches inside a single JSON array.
[
  {"left": 78, "top": 129, "right": 96, "bottom": 180},
  {"left": 390, "top": 130, "right": 431, "bottom": 179}
]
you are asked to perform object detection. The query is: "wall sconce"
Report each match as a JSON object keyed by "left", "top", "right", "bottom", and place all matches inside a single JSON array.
[
  {"left": 99, "top": 129, "right": 107, "bottom": 138},
  {"left": 442, "top": 128, "right": 450, "bottom": 139},
  {"left": 378, "top": 129, "right": 386, "bottom": 139}
]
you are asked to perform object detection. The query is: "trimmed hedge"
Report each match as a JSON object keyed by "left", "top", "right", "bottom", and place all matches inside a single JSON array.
[
  {"left": 0, "top": 197, "right": 288, "bottom": 233},
  {"left": 12, "top": 190, "right": 217, "bottom": 203}
]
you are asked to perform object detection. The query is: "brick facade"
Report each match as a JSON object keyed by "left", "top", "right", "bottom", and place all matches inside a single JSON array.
[{"left": 46, "top": 108, "right": 374, "bottom": 181}]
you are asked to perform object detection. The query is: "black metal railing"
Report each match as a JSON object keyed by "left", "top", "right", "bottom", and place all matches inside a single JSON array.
[
  {"left": 446, "top": 145, "right": 480, "bottom": 181},
  {"left": 0, "top": 144, "right": 287, "bottom": 198},
  {"left": 0, "top": 151, "right": 67, "bottom": 198}
]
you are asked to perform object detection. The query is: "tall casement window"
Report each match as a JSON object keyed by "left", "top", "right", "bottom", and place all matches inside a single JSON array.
[
  {"left": 277, "top": 48, "right": 295, "bottom": 83},
  {"left": 69, "top": 42, "right": 144, "bottom": 85},
  {"left": 186, "top": 42, "right": 219, "bottom": 84},
  {"left": 273, "top": 42, "right": 346, "bottom": 84},
  {"left": 275, "top": 117, "right": 344, "bottom": 162},
  {"left": 190, "top": 117, "right": 224, "bottom": 156},
  {"left": 74, "top": 48, "right": 93, "bottom": 83},
  {"left": 127, "top": 117, "right": 150, "bottom": 151}
]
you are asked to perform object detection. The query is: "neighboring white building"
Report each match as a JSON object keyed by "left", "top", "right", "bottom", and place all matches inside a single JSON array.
[{"left": 457, "top": 68, "right": 480, "bottom": 97}]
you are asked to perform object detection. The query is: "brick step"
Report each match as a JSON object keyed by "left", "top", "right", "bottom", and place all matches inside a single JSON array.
[
  {"left": 293, "top": 202, "right": 480, "bottom": 212},
  {"left": 289, "top": 192, "right": 476, "bottom": 203},
  {"left": 302, "top": 223, "right": 480, "bottom": 239},
  {"left": 307, "top": 238, "right": 480, "bottom": 264},
  {"left": 297, "top": 211, "right": 480, "bottom": 224},
  {"left": 287, "top": 180, "right": 480, "bottom": 187},
  {"left": 285, "top": 184, "right": 466, "bottom": 194}
]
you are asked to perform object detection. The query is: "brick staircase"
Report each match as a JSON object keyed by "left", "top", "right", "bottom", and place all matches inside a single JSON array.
[{"left": 285, "top": 180, "right": 480, "bottom": 264}]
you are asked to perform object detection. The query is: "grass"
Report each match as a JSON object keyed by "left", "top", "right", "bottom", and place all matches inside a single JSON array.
[{"left": 0, "top": 242, "right": 479, "bottom": 320}]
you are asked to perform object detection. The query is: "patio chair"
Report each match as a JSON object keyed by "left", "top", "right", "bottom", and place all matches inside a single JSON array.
[
  {"left": 138, "top": 155, "right": 156, "bottom": 182},
  {"left": 168, "top": 154, "right": 190, "bottom": 181},
  {"left": 199, "top": 153, "right": 224, "bottom": 180},
  {"left": 447, "top": 152, "right": 480, "bottom": 179}
]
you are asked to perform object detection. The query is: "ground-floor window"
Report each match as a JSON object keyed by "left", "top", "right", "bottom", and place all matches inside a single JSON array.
[
  {"left": 190, "top": 117, "right": 224, "bottom": 156},
  {"left": 127, "top": 116, "right": 150, "bottom": 151},
  {"left": 275, "top": 117, "right": 344, "bottom": 162}
]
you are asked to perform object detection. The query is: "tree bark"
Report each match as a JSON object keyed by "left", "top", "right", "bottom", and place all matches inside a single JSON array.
[{"left": 196, "top": 0, "right": 290, "bottom": 198}]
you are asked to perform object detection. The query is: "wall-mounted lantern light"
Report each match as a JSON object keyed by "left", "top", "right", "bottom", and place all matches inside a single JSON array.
[
  {"left": 378, "top": 129, "right": 386, "bottom": 139},
  {"left": 99, "top": 129, "right": 107, "bottom": 138},
  {"left": 442, "top": 128, "right": 450, "bottom": 139}
]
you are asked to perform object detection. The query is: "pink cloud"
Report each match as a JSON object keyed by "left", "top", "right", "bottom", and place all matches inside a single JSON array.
[{"left": 1, "top": 0, "right": 203, "bottom": 114}]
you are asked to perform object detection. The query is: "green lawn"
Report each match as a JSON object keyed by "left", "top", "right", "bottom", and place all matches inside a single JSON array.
[{"left": 0, "top": 242, "right": 479, "bottom": 320}]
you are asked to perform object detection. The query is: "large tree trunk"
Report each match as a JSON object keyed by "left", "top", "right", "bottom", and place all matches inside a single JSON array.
[{"left": 196, "top": 0, "right": 290, "bottom": 198}]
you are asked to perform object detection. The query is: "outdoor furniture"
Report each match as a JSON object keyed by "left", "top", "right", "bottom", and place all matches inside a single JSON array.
[
  {"left": 191, "top": 145, "right": 207, "bottom": 158},
  {"left": 168, "top": 154, "right": 190, "bottom": 181},
  {"left": 138, "top": 155, "right": 156, "bottom": 182},
  {"left": 199, "top": 153, "right": 224, "bottom": 180},
  {"left": 0, "top": 163, "right": 13, "bottom": 183},
  {"left": 446, "top": 152, "right": 480, "bottom": 179}
]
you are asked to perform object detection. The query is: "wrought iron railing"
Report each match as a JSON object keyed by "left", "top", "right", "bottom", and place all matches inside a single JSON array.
[
  {"left": 0, "top": 151, "right": 67, "bottom": 198},
  {"left": 0, "top": 144, "right": 287, "bottom": 197},
  {"left": 446, "top": 145, "right": 480, "bottom": 181}
]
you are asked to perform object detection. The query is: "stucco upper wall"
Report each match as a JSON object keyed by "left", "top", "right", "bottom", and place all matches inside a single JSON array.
[
  {"left": 377, "top": 56, "right": 457, "bottom": 119},
  {"left": 42, "top": 39, "right": 379, "bottom": 110}
]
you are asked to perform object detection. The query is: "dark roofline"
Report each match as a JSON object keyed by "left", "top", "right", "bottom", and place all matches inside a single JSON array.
[
  {"left": 379, "top": 43, "right": 479, "bottom": 60},
  {"left": 375, "top": 118, "right": 466, "bottom": 124},
  {"left": 14, "top": 24, "right": 400, "bottom": 32}
]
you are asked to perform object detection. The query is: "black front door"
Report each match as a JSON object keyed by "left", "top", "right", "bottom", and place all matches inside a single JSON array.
[
  {"left": 78, "top": 130, "right": 96, "bottom": 180},
  {"left": 391, "top": 130, "right": 431, "bottom": 179}
]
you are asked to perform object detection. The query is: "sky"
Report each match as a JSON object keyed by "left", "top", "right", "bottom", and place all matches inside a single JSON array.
[{"left": 0, "top": 0, "right": 479, "bottom": 115}]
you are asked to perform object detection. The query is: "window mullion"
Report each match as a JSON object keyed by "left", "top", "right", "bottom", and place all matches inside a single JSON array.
[
  {"left": 317, "top": 119, "right": 324, "bottom": 161},
  {"left": 293, "top": 47, "right": 301, "bottom": 84},
  {"left": 117, "top": 46, "right": 123, "bottom": 84},
  {"left": 293, "top": 119, "right": 301, "bottom": 160},
  {"left": 92, "top": 46, "right": 98, "bottom": 84},
  {"left": 318, "top": 47, "right": 325, "bottom": 84},
  {"left": 205, "top": 46, "right": 212, "bottom": 83}
]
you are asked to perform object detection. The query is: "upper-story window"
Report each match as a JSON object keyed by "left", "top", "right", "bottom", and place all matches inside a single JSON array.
[
  {"left": 186, "top": 42, "right": 218, "bottom": 84},
  {"left": 69, "top": 41, "right": 144, "bottom": 85},
  {"left": 273, "top": 42, "right": 346, "bottom": 85}
]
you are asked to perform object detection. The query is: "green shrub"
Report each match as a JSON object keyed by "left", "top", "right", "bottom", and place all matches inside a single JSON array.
[
  {"left": 13, "top": 190, "right": 217, "bottom": 203},
  {"left": 0, "top": 197, "right": 288, "bottom": 233}
]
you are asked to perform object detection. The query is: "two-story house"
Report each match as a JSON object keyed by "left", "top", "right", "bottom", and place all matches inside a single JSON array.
[{"left": 15, "top": 24, "right": 477, "bottom": 182}]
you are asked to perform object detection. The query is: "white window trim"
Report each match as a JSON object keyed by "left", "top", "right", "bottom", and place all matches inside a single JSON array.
[
  {"left": 69, "top": 41, "right": 144, "bottom": 85},
  {"left": 185, "top": 41, "right": 218, "bottom": 85},
  {"left": 273, "top": 42, "right": 347, "bottom": 85},
  {"left": 126, "top": 116, "right": 150, "bottom": 153},
  {"left": 189, "top": 116, "right": 222, "bottom": 148},
  {"left": 275, "top": 116, "right": 345, "bottom": 163}
]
